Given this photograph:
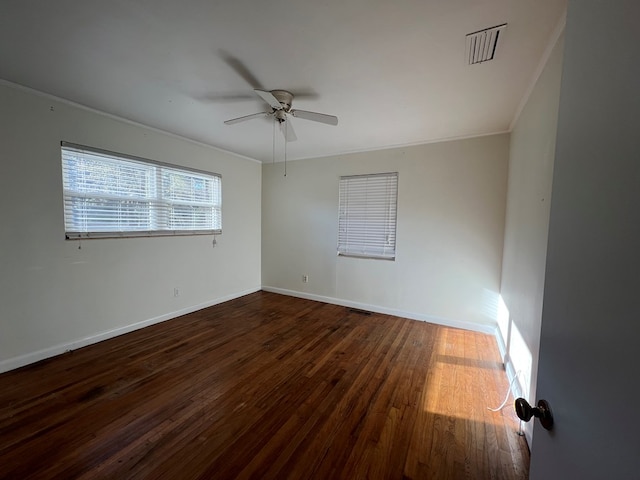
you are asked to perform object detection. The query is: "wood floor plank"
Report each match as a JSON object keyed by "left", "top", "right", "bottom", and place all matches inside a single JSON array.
[{"left": 0, "top": 291, "right": 529, "bottom": 479}]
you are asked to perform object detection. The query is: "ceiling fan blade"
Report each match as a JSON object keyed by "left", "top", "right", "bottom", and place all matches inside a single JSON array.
[
  {"left": 218, "top": 51, "right": 264, "bottom": 89},
  {"left": 224, "top": 112, "right": 269, "bottom": 125},
  {"left": 279, "top": 120, "right": 297, "bottom": 142},
  {"left": 291, "top": 109, "right": 338, "bottom": 126},
  {"left": 255, "top": 89, "right": 283, "bottom": 110}
]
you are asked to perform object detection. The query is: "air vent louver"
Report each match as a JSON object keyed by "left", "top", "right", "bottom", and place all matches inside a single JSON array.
[{"left": 466, "top": 23, "right": 507, "bottom": 65}]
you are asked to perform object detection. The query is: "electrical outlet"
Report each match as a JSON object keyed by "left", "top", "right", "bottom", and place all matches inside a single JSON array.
[
  {"left": 302, "top": 275, "right": 309, "bottom": 283},
  {"left": 174, "top": 287, "right": 180, "bottom": 297}
]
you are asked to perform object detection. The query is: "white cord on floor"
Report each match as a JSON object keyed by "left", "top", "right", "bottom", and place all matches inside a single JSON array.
[{"left": 487, "top": 370, "right": 521, "bottom": 412}]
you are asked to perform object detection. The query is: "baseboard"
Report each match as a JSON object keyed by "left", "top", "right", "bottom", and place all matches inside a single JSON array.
[
  {"left": 494, "top": 330, "right": 525, "bottom": 398},
  {"left": 0, "top": 287, "right": 261, "bottom": 374},
  {"left": 494, "top": 330, "right": 532, "bottom": 445},
  {"left": 1, "top": 285, "right": 499, "bottom": 374},
  {"left": 262, "top": 286, "right": 497, "bottom": 335}
]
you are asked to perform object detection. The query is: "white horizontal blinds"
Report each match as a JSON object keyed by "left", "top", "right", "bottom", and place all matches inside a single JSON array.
[
  {"left": 161, "top": 167, "right": 222, "bottom": 231},
  {"left": 61, "top": 144, "right": 222, "bottom": 238},
  {"left": 62, "top": 149, "right": 156, "bottom": 233},
  {"left": 338, "top": 172, "right": 398, "bottom": 259}
]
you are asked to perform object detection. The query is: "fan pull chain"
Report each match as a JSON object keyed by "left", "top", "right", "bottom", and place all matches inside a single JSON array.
[
  {"left": 272, "top": 117, "right": 276, "bottom": 164},
  {"left": 284, "top": 121, "right": 287, "bottom": 177}
]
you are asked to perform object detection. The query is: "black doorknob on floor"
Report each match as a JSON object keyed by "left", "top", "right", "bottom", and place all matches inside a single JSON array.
[{"left": 514, "top": 398, "right": 554, "bottom": 430}]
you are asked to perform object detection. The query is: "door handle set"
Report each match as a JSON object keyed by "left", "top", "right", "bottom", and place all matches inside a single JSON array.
[{"left": 514, "top": 398, "right": 554, "bottom": 430}]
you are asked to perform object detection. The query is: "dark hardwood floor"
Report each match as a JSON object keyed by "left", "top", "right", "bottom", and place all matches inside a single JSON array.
[{"left": 0, "top": 291, "right": 529, "bottom": 479}]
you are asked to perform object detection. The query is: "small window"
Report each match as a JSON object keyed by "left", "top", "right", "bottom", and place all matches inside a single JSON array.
[
  {"left": 61, "top": 142, "right": 221, "bottom": 239},
  {"left": 338, "top": 172, "right": 398, "bottom": 260}
]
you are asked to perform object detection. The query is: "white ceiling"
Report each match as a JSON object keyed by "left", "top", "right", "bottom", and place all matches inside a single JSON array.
[{"left": 0, "top": 0, "right": 566, "bottom": 162}]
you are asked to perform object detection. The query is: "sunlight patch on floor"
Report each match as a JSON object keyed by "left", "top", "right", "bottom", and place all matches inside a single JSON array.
[{"left": 422, "top": 327, "right": 515, "bottom": 426}]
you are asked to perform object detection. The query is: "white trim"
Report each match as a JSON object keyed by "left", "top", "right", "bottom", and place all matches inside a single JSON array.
[
  {"left": 509, "top": 10, "right": 567, "bottom": 131},
  {"left": 494, "top": 325, "right": 508, "bottom": 363},
  {"left": 0, "top": 287, "right": 260, "bottom": 374},
  {"left": 1, "top": 284, "right": 501, "bottom": 373},
  {"left": 0, "top": 79, "right": 509, "bottom": 165},
  {"left": 287, "top": 130, "right": 511, "bottom": 163},
  {"left": 494, "top": 329, "right": 532, "bottom": 444},
  {"left": 262, "top": 286, "right": 497, "bottom": 335},
  {"left": 0, "top": 79, "right": 261, "bottom": 164},
  {"left": 494, "top": 330, "right": 524, "bottom": 399}
]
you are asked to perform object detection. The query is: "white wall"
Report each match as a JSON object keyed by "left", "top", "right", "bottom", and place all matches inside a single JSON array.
[
  {"left": 0, "top": 82, "right": 262, "bottom": 372},
  {"left": 498, "top": 34, "right": 565, "bottom": 442},
  {"left": 262, "top": 135, "right": 509, "bottom": 330}
]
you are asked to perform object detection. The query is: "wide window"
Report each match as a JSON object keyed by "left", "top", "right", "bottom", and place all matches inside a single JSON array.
[
  {"left": 338, "top": 172, "right": 398, "bottom": 260},
  {"left": 61, "top": 142, "right": 222, "bottom": 239}
]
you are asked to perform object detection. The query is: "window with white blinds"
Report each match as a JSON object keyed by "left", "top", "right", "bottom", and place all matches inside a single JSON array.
[
  {"left": 61, "top": 142, "right": 222, "bottom": 239},
  {"left": 338, "top": 172, "right": 398, "bottom": 260}
]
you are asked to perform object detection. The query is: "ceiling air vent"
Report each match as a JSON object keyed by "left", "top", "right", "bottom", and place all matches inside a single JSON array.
[{"left": 466, "top": 23, "right": 507, "bottom": 65}]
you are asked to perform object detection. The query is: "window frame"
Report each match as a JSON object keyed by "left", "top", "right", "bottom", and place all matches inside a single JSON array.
[
  {"left": 337, "top": 171, "right": 398, "bottom": 260},
  {"left": 60, "top": 142, "right": 222, "bottom": 240}
]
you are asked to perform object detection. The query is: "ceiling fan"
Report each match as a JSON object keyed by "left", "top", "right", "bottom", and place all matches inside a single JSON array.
[{"left": 224, "top": 89, "right": 338, "bottom": 142}]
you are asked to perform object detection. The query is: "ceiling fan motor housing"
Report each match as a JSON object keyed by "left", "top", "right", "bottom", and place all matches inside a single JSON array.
[{"left": 271, "top": 90, "right": 294, "bottom": 111}]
